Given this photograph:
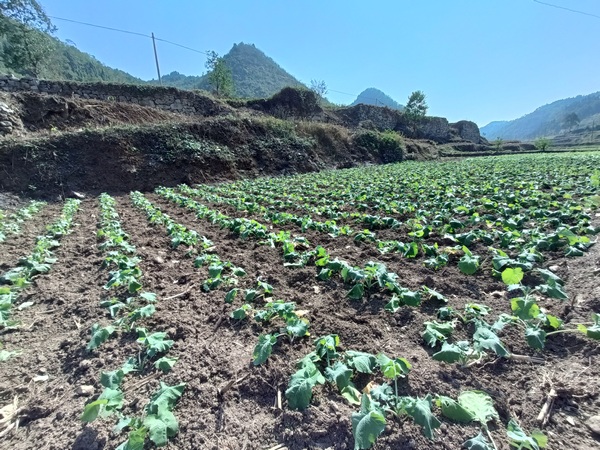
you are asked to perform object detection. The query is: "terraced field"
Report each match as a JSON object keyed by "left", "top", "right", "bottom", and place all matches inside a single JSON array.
[{"left": 1, "top": 153, "right": 599, "bottom": 450}]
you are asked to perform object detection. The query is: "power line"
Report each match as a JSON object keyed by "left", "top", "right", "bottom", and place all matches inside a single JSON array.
[
  {"left": 49, "top": 16, "right": 210, "bottom": 55},
  {"left": 532, "top": 0, "right": 600, "bottom": 20},
  {"left": 153, "top": 37, "right": 210, "bottom": 56},
  {"left": 48, "top": 15, "right": 388, "bottom": 104},
  {"left": 49, "top": 16, "right": 150, "bottom": 38}
]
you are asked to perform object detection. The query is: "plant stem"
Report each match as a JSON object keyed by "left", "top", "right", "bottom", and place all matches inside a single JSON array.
[
  {"left": 484, "top": 426, "right": 498, "bottom": 450},
  {"left": 546, "top": 329, "right": 578, "bottom": 336}
]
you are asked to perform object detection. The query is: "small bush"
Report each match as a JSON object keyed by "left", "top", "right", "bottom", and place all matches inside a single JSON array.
[
  {"left": 247, "top": 87, "right": 322, "bottom": 119},
  {"left": 353, "top": 130, "right": 405, "bottom": 163}
]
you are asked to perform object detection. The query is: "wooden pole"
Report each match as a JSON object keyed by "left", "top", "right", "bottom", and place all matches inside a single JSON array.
[{"left": 152, "top": 32, "right": 162, "bottom": 85}]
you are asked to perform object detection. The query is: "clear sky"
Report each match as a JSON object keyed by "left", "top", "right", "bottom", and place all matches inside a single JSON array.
[{"left": 41, "top": 0, "right": 599, "bottom": 126}]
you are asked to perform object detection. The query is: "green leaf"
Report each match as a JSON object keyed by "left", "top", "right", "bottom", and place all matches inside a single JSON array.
[
  {"left": 128, "top": 279, "right": 143, "bottom": 293},
  {"left": 377, "top": 354, "right": 411, "bottom": 379},
  {"left": 137, "top": 329, "right": 174, "bottom": 358},
  {"left": 285, "top": 360, "right": 323, "bottom": 410},
  {"left": 536, "top": 279, "right": 568, "bottom": 300},
  {"left": 231, "top": 304, "right": 251, "bottom": 320},
  {"left": 115, "top": 427, "right": 147, "bottom": 450},
  {"left": 402, "top": 395, "right": 441, "bottom": 439},
  {"left": 578, "top": 313, "right": 600, "bottom": 340},
  {"left": 347, "top": 283, "right": 365, "bottom": 300},
  {"left": 146, "top": 382, "right": 186, "bottom": 414},
  {"left": 101, "top": 369, "right": 127, "bottom": 389},
  {"left": 325, "top": 361, "right": 353, "bottom": 390},
  {"left": 113, "top": 417, "right": 134, "bottom": 435},
  {"left": 544, "top": 314, "right": 563, "bottom": 330},
  {"left": 511, "top": 297, "right": 541, "bottom": 320},
  {"left": 436, "top": 395, "right": 475, "bottom": 423},
  {"left": 224, "top": 288, "right": 238, "bottom": 304},
  {"left": 144, "top": 409, "right": 179, "bottom": 447},
  {"left": 314, "top": 334, "right": 340, "bottom": 361},
  {"left": 87, "top": 324, "right": 116, "bottom": 350},
  {"left": 502, "top": 267, "right": 524, "bottom": 285},
  {"left": 458, "top": 248, "right": 480, "bottom": 275},
  {"left": 384, "top": 296, "right": 400, "bottom": 313},
  {"left": 507, "top": 419, "right": 546, "bottom": 449},
  {"left": 422, "top": 321, "right": 455, "bottom": 347},
  {"left": 370, "top": 383, "right": 394, "bottom": 403},
  {"left": 139, "top": 292, "right": 157, "bottom": 302},
  {"left": 352, "top": 394, "right": 386, "bottom": 450},
  {"left": 82, "top": 388, "right": 124, "bottom": 422},
  {"left": 154, "top": 356, "right": 178, "bottom": 373},
  {"left": 285, "top": 316, "right": 309, "bottom": 338},
  {"left": 473, "top": 326, "right": 509, "bottom": 357},
  {"left": 525, "top": 326, "right": 547, "bottom": 350},
  {"left": 253, "top": 334, "right": 277, "bottom": 366},
  {"left": 81, "top": 399, "right": 108, "bottom": 422},
  {"left": 0, "top": 350, "right": 20, "bottom": 361},
  {"left": 458, "top": 390, "right": 498, "bottom": 426},
  {"left": 421, "top": 286, "right": 447, "bottom": 302},
  {"left": 129, "top": 304, "right": 156, "bottom": 323},
  {"left": 345, "top": 351, "right": 377, "bottom": 374},
  {"left": 535, "top": 268, "right": 564, "bottom": 285},
  {"left": 341, "top": 385, "right": 362, "bottom": 405},
  {"left": 432, "top": 341, "right": 468, "bottom": 364},
  {"left": 464, "top": 432, "right": 494, "bottom": 450},
  {"left": 399, "top": 289, "right": 421, "bottom": 306}
]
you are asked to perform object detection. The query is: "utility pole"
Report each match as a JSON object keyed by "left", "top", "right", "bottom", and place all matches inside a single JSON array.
[{"left": 151, "top": 32, "right": 162, "bottom": 85}]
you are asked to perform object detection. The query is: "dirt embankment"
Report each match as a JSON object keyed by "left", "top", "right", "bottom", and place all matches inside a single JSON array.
[{"left": 0, "top": 90, "right": 441, "bottom": 196}]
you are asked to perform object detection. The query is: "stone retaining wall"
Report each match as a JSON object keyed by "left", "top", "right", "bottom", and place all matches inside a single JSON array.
[{"left": 0, "top": 75, "right": 230, "bottom": 117}]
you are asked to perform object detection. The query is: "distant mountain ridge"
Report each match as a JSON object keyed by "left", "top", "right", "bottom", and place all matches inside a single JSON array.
[
  {"left": 481, "top": 91, "right": 600, "bottom": 140},
  {"left": 351, "top": 88, "right": 403, "bottom": 110},
  {"left": 152, "top": 42, "right": 305, "bottom": 99}
]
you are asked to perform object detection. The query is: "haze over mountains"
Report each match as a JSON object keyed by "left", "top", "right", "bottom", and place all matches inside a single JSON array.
[{"left": 481, "top": 91, "right": 600, "bottom": 141}]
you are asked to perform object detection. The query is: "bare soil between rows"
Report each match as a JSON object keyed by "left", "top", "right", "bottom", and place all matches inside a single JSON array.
[{"left": 0, "top": 196, "right": 598, "bottom": 450}]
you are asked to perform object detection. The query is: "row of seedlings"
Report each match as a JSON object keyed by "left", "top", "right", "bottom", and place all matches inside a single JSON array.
[
  {"left": 82, "top": 193, "right": 185, "bottom": 449},
  {"left": 156, "top": 187, "right": 442, "bottom": 311},
  {"left": 158, "top": 188, "right": 589, "bottom": 367},
  {"left": 0, "top": 200, "right": 47, "bottom": 243},
  {"left": 129, "top": 191, "right": 312, "bottom": 366},
  {"left": 0, "top": 199, "right": 80, "bottom": 358},
  {"left": 287, "top": 334, "right": 548, "bottom": 450}
]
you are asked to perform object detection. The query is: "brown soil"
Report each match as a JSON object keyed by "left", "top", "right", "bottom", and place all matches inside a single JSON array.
[
  {"left": 12, "top": 92, "right": 191, "bottom": 136},
  {"left": 0, "top": 202, "right": 64, "bottom": 271},
  {"left": 0, "top": 195, "right": 598, "bottom": 450}
]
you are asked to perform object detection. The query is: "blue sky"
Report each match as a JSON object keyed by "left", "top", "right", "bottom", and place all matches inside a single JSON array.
[{"left": 42, "top": 0, "right": 599, "bottom": 126}]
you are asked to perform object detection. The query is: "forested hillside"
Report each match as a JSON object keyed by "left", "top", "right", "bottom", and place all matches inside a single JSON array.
[
  {"left": 0, "top": 13, "right": 142, "bottom": 84},
  {"left": 481, "top": 92, "right": 600, "bottom": 140}
]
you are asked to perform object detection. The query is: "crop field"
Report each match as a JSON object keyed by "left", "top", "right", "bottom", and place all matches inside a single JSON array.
[{"left": 0, "top": 153, "right": 599, "bottom": 450}]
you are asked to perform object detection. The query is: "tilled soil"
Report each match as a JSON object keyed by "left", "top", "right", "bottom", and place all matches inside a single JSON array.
[{"left": 0, "top": 196, "right": 598, "bottom": 450}]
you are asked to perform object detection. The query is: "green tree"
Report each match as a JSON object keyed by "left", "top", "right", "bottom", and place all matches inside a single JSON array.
[
  {"left": 404, "top": 90, "right": 428, "bottom": 122},
  {"left": 534, "top": 136, "right": 551, "bottom": 152},
  {"left": 0, "top": 0, "right": 56, "bottom": 76},
  {"left": 492, "top": 137, "right": 503, "bottom": 153},
  {"left": 205, "top": 50, "right": 234, "bottom": 97},
  {"left": 564, "top": 112, "right": 580, "bottom": 131}
]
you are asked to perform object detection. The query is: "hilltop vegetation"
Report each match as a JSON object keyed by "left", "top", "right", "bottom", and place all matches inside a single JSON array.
[
  {"left": 152, "top": 43, "right": 306, "bottom": 99},
  {"left": 481, "top": 91, "right": 600, "bottom": 140},
  {"left": 351, "top": 87, "right": 404, "bottom": 110}
]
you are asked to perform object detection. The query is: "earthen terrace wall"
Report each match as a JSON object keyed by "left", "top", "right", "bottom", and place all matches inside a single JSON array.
[{"left": 0, "top": 75, "right": 229, "bottom": 116}]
